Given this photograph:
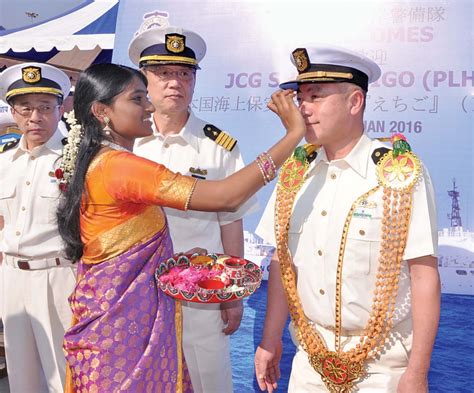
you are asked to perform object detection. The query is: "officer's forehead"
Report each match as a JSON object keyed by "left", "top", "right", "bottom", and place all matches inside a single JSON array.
[
  {"left": 297, "top": 83, "right": 339, "bottom": 94},
  {"left": 11, "top": 94, "right": 59, "bottom": 105}
]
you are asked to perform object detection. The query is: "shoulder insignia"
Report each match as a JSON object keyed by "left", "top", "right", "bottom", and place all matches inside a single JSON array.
[
  {"left": 293, "top": 143, "right": 319, "bottom": 164},
  {"left": 0, "top": 133, "right": 21, "bottom": 153},
  {"left": 371, "top": 147, "right": 391, "bottom": 165},
  {"left": 303, "top": 143, "right": 318, "bottom": 164},
  {"left": 203, "top": 124, "right": 237, "bottom": 151},
  {"left": 0, "top": 138, "right": 20, "bottom": 153}
]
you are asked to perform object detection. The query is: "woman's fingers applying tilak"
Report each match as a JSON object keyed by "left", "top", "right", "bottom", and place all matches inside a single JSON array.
[
  {"left": 267, "top": 89, "right": 305, "bottom": 136},
  {"left": 267, "top": 89, "right": 297, "bottom": 115}
]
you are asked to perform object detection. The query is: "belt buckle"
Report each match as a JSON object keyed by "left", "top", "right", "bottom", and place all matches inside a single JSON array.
[{"left": 17, "top": 259, "right": 30, "bottom": 270}]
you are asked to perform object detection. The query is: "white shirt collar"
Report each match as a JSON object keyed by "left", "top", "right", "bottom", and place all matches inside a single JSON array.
[
  {"left": 309, "top": 133, "right": 373, "bottom": 178},
  {"left": 11, "top": 127, "right": 63, "bottom": 161},
  {"left": 136, "top": 109, "right": 201, "bottom": 153},
  {"left": 178, "top": 110, "right": 202, "bottom": 153}
]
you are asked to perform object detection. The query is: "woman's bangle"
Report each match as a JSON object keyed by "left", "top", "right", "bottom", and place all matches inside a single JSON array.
[
  {"left": 255, "top": 158, "right": 268, "bottom": 185},
  {"left": 256, "top": 151, "right": 277, "bottom": 183}
]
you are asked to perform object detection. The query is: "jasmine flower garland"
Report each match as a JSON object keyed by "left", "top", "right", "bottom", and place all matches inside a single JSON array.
[{"left": 56, "top": 110, "right": 84, "bottom": 191}]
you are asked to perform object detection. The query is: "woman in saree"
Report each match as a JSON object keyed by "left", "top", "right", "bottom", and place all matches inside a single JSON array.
[{"left": 57, "top": 63, "right": 305, "bottom": 392}]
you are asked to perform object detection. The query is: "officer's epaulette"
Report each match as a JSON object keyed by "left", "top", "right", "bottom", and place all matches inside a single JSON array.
[
  {"left": 303, "top": 143, "right": 318, "bottom": 164},
  {"left": 0, "top": 139, "right": 20, "bottom": 153},
  {"left": 203, "top": 124, "right": 237, "bottom": 151},
  {"left": 371, "top": 147, "right": 391, "bottom": 165},
  {"left": 293, "top": 143, "right": 319, "bottom": 164},
  {"left": 0, "top": 134, "right": 20, "bottom": 154}
]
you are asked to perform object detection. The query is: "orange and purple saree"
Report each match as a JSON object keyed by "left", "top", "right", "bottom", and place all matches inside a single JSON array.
[{"left": 64, "top": 150, "right": 196, "bottom": 392}]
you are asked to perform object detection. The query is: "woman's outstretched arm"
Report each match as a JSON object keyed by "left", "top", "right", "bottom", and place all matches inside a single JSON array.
[{"left": 188, "top": 89, "right": 305, "bottom": 212}]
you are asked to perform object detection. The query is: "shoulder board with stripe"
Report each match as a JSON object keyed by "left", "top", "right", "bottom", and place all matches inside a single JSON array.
[
  {"left": 0, "top": 133, "right": 21, "bottom": 153},
  {"left": 203, "top": 124, "right": 237, "bottom": 151},
  {"left": 371, "top": 147, "right": 391, "bottom": 165}
]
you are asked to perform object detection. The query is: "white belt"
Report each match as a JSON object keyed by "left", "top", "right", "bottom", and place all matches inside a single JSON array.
[{"left": 3, "top": 254, "right": 73, "bottom": 270}]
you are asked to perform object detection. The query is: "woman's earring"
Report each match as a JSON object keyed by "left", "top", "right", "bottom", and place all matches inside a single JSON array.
[{"left": 103, "top": 116, "right": 112, "bottom": 136}]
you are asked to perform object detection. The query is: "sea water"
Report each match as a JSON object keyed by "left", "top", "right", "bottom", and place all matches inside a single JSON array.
[{"left": 231, "top": 281, "right": 474, "bottom": 392}]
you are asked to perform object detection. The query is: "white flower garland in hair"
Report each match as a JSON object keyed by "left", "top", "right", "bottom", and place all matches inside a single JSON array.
[{"left": 56, "top": 110, "right": 84, "bottom": 191}]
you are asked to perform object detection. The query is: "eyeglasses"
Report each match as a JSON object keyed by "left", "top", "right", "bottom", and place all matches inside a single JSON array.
[
  {"left": 145, "top": 66, "right": 195, "bottom": 82},
  {"left": 13, "top": 104, "right": 60, "bottom": 117}
]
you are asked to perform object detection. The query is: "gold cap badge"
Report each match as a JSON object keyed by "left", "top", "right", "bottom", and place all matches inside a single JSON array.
[
  {"left": 166, "top": 33, "right": 185, "bottom": 53},
  {"left": 22, "top": 66, "right": 41, "bottom": 84},
  {"left": 292, "top": 48, "right": 310, "bottom": 73}
]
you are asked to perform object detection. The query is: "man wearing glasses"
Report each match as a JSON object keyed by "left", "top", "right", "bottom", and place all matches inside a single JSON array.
[
  {"left": 130, "top": 26, "right": 258, "bottom": 393},
  {"left": 0, "top": 63, "right": 76, "bottom": 393}
]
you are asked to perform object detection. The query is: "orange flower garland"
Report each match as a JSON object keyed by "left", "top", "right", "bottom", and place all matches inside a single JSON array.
[{"left": 274, "top": 139, "right": 421, "bottom": 392}]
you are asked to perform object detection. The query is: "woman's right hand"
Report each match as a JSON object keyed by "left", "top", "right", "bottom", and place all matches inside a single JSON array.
[{"left": 267, "top": 89, "right": 306, "bottom": 139}]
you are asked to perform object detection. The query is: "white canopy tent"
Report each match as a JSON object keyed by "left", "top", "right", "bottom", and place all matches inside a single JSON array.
[{"left": 0, "top": 0, "right": 118, "bottom": 71}]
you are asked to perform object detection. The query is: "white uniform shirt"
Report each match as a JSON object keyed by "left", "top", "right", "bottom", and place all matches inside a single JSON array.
[
  {"left": 135, "top": 110, "right": 259, "bottom": 254},
  {"left": 0, "top": 129, "right": 65, "bottom": 258},
  {"left": 256, "top": 134, "right": 437, "bottom": 331}
]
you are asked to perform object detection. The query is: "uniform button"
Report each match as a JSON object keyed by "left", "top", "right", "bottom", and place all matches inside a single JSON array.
[
  {"left": 330, "top": 173, "right": 336, "bottom": 180},
  {"left": 359, "top": 229, "right": 366, "bottom": 236},
  {"left": 21, "top": 206, "right": 26, "bottom": 211},
  {"left": 319, "top": 289, "right": 325, "bottom": 295},
  {"left": 321, "top": 210, "right": 327, "bottom": 216},
  {"left": 15, "top": 231, "right": 20, "bottom": 236},
  {"left": 26, "top": 181, "right": 31, "bottom": 185},
  {"left": 317, "top": 250, "right": 323, "bottom": 256},
  {"left": 163, "top": 143, "right": 170, "bottom": 148}
]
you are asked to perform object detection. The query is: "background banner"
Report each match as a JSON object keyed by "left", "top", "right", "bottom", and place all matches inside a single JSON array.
[{"left": 113, "top": 0, "right": 473, "bottom": 292}]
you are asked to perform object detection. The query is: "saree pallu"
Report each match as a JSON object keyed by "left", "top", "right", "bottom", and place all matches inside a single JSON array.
[{"left": 64, "top": 225, "right": 193, "bottom": 393}]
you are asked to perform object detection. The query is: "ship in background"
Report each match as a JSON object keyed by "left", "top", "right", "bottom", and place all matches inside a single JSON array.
[
  {"left": 244, "top": 179, "right": 473, "bottom": 295},
  {"left": 438, "top": 179, "right": 473, "bottom": 295},
  {"left": 244, "top": 231, "right": 273, "bottom": 281}
]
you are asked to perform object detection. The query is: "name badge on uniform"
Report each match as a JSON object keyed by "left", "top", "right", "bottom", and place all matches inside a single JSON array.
[
  {"left": 189, "top": 167, "right": 207, "bottom": 179},
  {"left": 353, "top": 199, "right": 377, "bottom": 219},
  {"left": 49, "top": 170, "right": 58, "bottom": 183}
]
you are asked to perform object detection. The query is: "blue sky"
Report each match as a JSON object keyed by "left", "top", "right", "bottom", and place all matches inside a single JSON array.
[{"left": 0, "top": 0, "right": 84, "bottom": 30}]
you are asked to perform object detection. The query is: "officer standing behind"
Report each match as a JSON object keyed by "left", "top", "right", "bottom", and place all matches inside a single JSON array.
[
  {"left": 0, "top": 63, "right": 76, "bottom": 393},
  {"left": 254, "top": 45, "right": 440, "bottom": 392},
  {"left": 129, "top": 26, "right": 259, "bottom": 393}
]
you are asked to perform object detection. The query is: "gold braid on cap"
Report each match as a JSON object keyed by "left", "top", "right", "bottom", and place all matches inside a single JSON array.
[
  {"left": 274, "top": 134, "right": 421, "bottom": 392},
  {"left": 140, "top": 55, "right": 198, "bottom": 66}
]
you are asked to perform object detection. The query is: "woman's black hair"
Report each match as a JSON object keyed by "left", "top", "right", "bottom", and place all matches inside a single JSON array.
[{"left": 57, "top": 63, "right": 148, "bottom": 261}]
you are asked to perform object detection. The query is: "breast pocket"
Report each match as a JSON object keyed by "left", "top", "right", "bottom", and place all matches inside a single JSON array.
[
  {"left": 345, "top": 217, "right": 382, "bottom": 276},
  {"left": 0, "top": 182, "right": 16, "bottom": 223},
  {"left": 39, "top": 186, "right": 61, "bottom": 225},
  {"left": 288, "top": 218, "right": 305, "bottom": 267}
]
